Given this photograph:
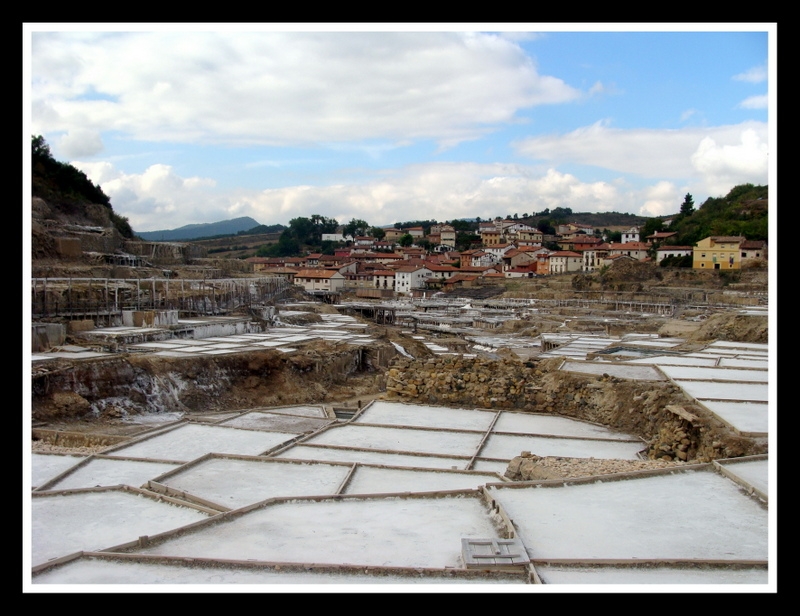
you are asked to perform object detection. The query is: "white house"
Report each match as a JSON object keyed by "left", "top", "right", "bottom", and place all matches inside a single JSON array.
[
  {"left": 656, "top": 245, "right": 693, "bottom": 263},
  {"left": 394, "top": 265, "right": 432, "bottom": 295},
  {"left": 621, "top": 227, "right": 640, "bottom": 244}
]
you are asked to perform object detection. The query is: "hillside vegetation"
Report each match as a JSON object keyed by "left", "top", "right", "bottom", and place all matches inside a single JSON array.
[
  {"left": 667, "top": 184, "right": 768, "bottom": 244},
  {"left": 31, "top": 136, "right": 134, "bottom": 239}
]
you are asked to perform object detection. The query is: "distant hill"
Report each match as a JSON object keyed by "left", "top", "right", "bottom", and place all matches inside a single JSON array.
[{"left": 137, "top": 217, "right": 263, "bottom": 241}]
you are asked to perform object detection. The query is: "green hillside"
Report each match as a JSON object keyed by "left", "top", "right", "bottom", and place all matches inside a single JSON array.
[
  {"left": 31, "top": 135, "right": 134, "bottom": 239},
  {"left": 668, "top": 184, "right": 768, "bottom": 245}
]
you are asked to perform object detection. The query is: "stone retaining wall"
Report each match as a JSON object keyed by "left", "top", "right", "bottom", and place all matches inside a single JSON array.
[{"left": 384, "top": 354, "right": 766, "bottom": 462}]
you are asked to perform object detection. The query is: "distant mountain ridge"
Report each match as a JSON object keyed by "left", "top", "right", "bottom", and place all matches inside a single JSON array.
[{"left": 137, "top": 216, "right": 263, "bottom": 241}]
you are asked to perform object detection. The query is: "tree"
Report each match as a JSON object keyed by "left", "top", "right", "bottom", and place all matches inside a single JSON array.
[
  {"left": 455, "top": 232, "right": 480, "bottom": 251},
  {"left": 537, "top": 219, "right": 555, "bottom": 235},
  {"left": 641, "top": 218, "right": 665, "bottom": 240},
  {"left": 680, "top": 193, "right": 695, "bottom": 216},
  {"left": 343, "top": 218, "right": 370, "bottom": 238},
  {"left": 289, "top": 217, "right": 314, "bottom": 245},
  {"left": 369, "top": 226, "right": 386, "bottom": 240},
  {"left": 398, "top": 233, "right": 413, "bottom": 247},
  {"left": 310, "top": 214, "right": 339, "bottom": 236},
  {"left": 32, "top": 134, "right": 52, "bottom": 162}
]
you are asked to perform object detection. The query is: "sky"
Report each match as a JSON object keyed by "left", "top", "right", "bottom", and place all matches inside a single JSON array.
[{"left": 24, "top": 24, "right": 774, "bottom": 233}]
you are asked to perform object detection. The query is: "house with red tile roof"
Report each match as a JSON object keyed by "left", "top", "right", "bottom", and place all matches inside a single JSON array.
[{"left": 293, "top": 269, "right": 346, "bottom": 293}]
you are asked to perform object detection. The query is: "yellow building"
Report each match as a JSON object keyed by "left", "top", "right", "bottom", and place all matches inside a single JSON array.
[{"left": 692, "top": 236, "right": 745, "bottom": 270}]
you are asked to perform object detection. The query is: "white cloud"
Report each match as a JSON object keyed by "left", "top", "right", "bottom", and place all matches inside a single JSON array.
[
  {"left": 690, "top": 128, "right": 769, "bottom": 196},
  {"left": 638, "top": 181, "right": 679, "bottom": 217},
  {"left": 58, "top": 128, "right": 104, "bottom": 157},
  {"left": 72, "top": 161, "right": 219, "bottom": 231},
  {"left": 32, "top": 31, "right": 582, "bottom": 149},
  {"left": 737, "top": 95, "right": 768, "bottom": 110},
  {"left": 513, "top": 120, "right": 768, "bottom": 185},
  {"left": 733, "top": 64, "right": 767, "bottom": 83},
  {"left": 587, "top": 81, "right": 608, "bottom": 97},
  {"left": 78, "top": 158, "right": 689, "bottom": 232}
]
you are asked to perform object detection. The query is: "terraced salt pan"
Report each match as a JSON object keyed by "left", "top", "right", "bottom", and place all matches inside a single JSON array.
[
  {"left": 220, "top": 411, "right": 333, "bottom": 433},
  {"left": 626, "top": 355, "right": 719, "bottom": 367},
  {"left": 200, "top": 348, "right": 244, "bottom": 355},
  {"left": 152, "top": 350, "right": 206, "bottom": 358},
  {"left": 39, "top": 457, "right": 178, "bottom": 491},
  {"left": 470, "top": 460, "right": 511, "bottom": 474},
  {"left": 163, "top": 345, "right": 212, "bottom": 354},
  {"left": 674, "top": 381, "right": 767, "bottom": 403},
  {"left": 136, "top": 494, "right": 503, "bottom": 569},
  {"left": 489, "top": 469, "right": 767, "bottom": 561},
  {"left": 342, "top": 466, "right": 503, "bottom": 495},
  {"left": 155, "top": 458, "right": 352, "bottom": 509},
  {"left": 305, "top": 424, "right": 484, "bottom": 457},
  {"left": 276, "top": 445, "right": 471, "bottom": 470},
  {"left": 33, "top": 555, "right": 526, "bottom": 584},
  {"left": 356, "top": 401, "right": 496, "bottom": 431},
  {"left": 480, "top": 433, "right": 644, "bottom": 460},
  {"left": 718, "top": 357, "right": 769, "bottom": 368},
  {"left": 493, "top": 412, "right": 636, "bottom": 440},
  {"left": 717, "top": 458, "right": 769, "bottom": 496},
  {"left": 32, "top": 350, "right": 109, "bottom": 359},
  {"left": 32, "top": 453, "right": 85, "bottom": 489},
  {"left": 252, "top": 405, "right": 328, "bottom": 418},
  {"left": 32, "top": 489, "right": 210, "bottom": 567},
  {"left": 696, "top": 348, "right": 768, "bottom": 359},
  {"left": 560, "top": 360, "right": 665, "bottom": 381},
  {"left": 535, "top": 564, "right": 768, "bottom": 585},
  {"left": 129, "top": 342, "right": 185, "bottom": 349},
  {"left": 620, "top": 339, "right": 683, "bottom": 348},
  {"left": 659, "top": 365, "right": 768, "bottom": 383},
  {"left": 104, "top": 424, "right": 298, "bottom": 462},
  {"left": 705, "top": 341, "right": 769, "bottom": 352},
  {"left": 273, "top": 335, "right": 317, "bottom": 342},
  {"left": 699, "top": 401, "right": 768, "bottom": 435}
]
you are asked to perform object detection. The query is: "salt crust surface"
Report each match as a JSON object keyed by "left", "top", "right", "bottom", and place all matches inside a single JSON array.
[
  {"left": 46, "top": 458, "right": 178, "bottom": 491},
  {"left": 33, "top": 557, "right": 523, "bottom": 584},
  {"left": 32, "top": 453, "right": 85, "bottom": 488},
  {"left": 277, "top": 445, "right": 470, "bottom": 469},
  {"left": 493, "top": 412, "right": 636, "bottom": 440},
  {"left": 160, "top": 458, "right": 351, "bottom": 509},
  {"left": 489, "top": 470, "right": 767, "bottom": 560},
  {"left": 306, "top": 424, "right": 484, "bottom": 456},
  {"left": 536, "top": 564, "right": 768, "bottom": 585},
  {"left": 718, "top": 458, "right": 768, "bottom": 495},
  {"left": 343, "top": 466, "right": 502, "bottom": 495},
  {"left": 137, "top": 496, "right": 501, "bottom": 569},
  {"left": 675, "top": 380, "right": 767, "bottom": 403},
  {"left": 32, "top": 491, "right": 209, "bottom": 567},
  {"left": 480, "top": 433, "right": 644, "bottom": 460},
  {"left": 356, "top": 401, "right": 496, "bottom": 431},
  {"left": 659, "top": 365, "right": 768, "bottom": 383},
  {"left": 700, "top": 400, "right": 768, "bottom": 435},
  {"left": 105, "top": 424, "right": 298, "bottom": 462}
]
